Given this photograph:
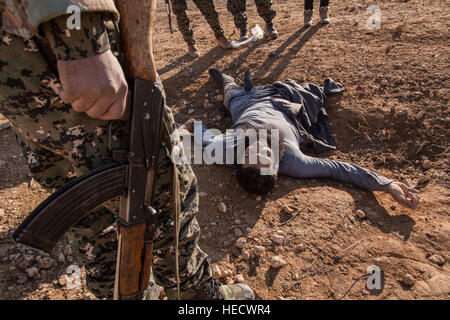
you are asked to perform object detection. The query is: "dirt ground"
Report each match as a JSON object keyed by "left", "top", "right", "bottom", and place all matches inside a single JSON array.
[{"left": 0, "top": 0, "right": 449, "bottom": 300}]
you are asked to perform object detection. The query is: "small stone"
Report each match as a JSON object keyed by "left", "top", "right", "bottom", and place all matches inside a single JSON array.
[
  {"left": 270, "top": 234, "right": 284, "bottom": 245},
  {"left": 18, "top": 254, "right": 34, "bottom": 270},
  {"left": 422, "top": 160, "right": 432, "bottom": 170},
  {"left": 234, "top": 229, "right": 243, "bottom": 237},
  {"left": 235, "top": 219, "right": 241, "bottom": 225},
  {"left": 428, "top": 254, "right": 445, "bottom": 266},
  {"left": 25, "top": 267, "right": 40, "bottom": 279},
  {"left": 295, "top": 244, "right": 305, "bottom": 252},
  {"left": 242, "top": 250, "right": 251, "bottom": 260},
  {"left": 57, "top": 253, "right": 65, "bottom": 264},
  {"left": 38, "top": 257, "right": 54, "bottom": 269},
  {"left": 271, "top": 256, "right": 287, "bottom": 268},
  {"left": 256, "top": 196, "right": 262, "bottom": 202},
  {"left": 373, "top": 257, "right": 390, "bottom": 266},
  {"left": 212, "top": 265, "right": 222, "bottom": 279},
  {"left": 236, "top": 237, "right": 247, "bottom": 249},
  {"left": 417, "top": 175, "right": 429, "bottom": 184},
  {"left": 218, "top": 202, "right": 227, "bottom": 213},
  {"left": 216, "top": 95, "right": 224, "bottom": 102},
  {"left": 9, "top": 266, "right": 16, "bottom": 272},
  {"left": 263, "top": 239, "right": 273, "bottom": 246},
  {"left": 0, "top": 247, "right": 9, "bottom": 258},
  {"left": 64, "top": 246, "right": 73, "bottom": 257},
  {"left": 188, "top": 109, "right": 195, "bottom": 115},
  {"left": 58, "top": 275, "right": 68, "bottom": 287},
  {"left": 401, "top": 274, "right": 415, "bottom": 287},
  {"left": 17, "top": 275, "right": 27, "bottom": 284},
  {"left": 203, "top": 99, "right": 209, "bottom": 108},
  {"left": 199, "top": 192, "right": 208, "bottom": 197},
  {"left": 66, "top": 256, "right": 74, "bottom": 263},
  {"left": 380, "top": 79, "right": 389, "bottom": 87},
  {"left": 234, "top": 274, "right": 245, "bottom": 283},
  {"left": 355, "top": 210, "right": 366, "bottom": 219},
  {"left": 254, "top": 246, "right": 265, "bottom": 256}
]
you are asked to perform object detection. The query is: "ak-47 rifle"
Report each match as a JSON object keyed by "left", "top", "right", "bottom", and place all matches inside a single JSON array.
[
  {"left": 165, "top": 0, "right": 174, "bottom": 34},
  {"left": 13, "top": 0, "right": 181, "bottom": 300}
]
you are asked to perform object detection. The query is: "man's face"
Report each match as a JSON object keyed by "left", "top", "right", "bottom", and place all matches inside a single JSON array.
[{"left": 242, "top": 141, "right": 274, "bottom": 171}]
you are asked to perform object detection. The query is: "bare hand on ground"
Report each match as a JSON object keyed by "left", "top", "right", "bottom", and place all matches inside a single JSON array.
[
  {"left": 57, "top": 50, "right": 128, "bottom": 120},
  {"left": 387, "top": 181, "right": 420, "bottom": 209}
]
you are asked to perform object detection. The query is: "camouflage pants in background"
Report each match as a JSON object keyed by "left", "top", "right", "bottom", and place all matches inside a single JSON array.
[
  {"left": 170, "top": 0, "right": 225, "bottom": 46},
  {"left": 227, "top": 0, "right": 276, "bottom": 31},
  {"left": 0, "top": 26, "right": 212, "bottom": 299}
]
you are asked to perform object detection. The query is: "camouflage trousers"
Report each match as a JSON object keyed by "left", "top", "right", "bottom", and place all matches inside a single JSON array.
[
  {"left": 227, "top": 0, "right": 276, "bottom": 31},
  {"left": 0, "top": 28, "right": 212, "bottom": 299},
  {"left": 170, "top": 0, "right": 225, "bottom": 46}
]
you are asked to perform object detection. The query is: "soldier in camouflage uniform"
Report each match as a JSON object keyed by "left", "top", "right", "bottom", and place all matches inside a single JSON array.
[
  {"left": 227, "top": 0, "right": 278, "bottom": 40},
  {"left": 170, "top": 0, "right": 231, "bottom": 58},
  {"left": 0, "top": 0, "right": 254, "bottom": 300}
]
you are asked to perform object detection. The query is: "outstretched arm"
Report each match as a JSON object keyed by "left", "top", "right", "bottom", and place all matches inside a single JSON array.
[{"left": 281, "top": 148, "right": 419, "bottom": 208}]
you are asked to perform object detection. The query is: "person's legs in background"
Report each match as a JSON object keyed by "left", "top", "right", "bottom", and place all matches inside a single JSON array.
[
  {"left": 319, "top": 0, "right": 330, "bottom": 24},
  {"left": 170, "top": 0, "right": 201, "bottom": 58},
  {"left": 304, "top": 0, "right": 330, "bottom": 27},
  {"left": 227, "top": 0, "right": 250, "bottom": 41},
  {"left": 192, "top": 0, "right": 232, "bottom": 49},
  {"left": 254, "top": 0, "right": 278, "bottom": 39}
]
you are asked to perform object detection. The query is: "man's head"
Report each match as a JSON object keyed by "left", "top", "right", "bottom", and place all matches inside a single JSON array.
[{"left": 235, "top": 128, "right": 284, "bottom": 196}]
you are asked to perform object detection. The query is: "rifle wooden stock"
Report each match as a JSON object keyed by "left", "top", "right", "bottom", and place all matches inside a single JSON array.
[{"left": 116, "top": 0, "right": 158, "bottom": 81}]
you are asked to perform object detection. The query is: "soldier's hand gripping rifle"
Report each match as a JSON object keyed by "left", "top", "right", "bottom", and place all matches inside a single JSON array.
[{"left": 13, "top": 0, "right": 180, "bottom": 300}]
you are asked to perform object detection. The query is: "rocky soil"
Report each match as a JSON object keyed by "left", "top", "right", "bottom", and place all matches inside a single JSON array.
[{"left": 0, "top": 0, "right": 448, "bottom": 300}]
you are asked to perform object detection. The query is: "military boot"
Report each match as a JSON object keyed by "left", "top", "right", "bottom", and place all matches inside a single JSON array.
[
  {"left": 265, "top": 21, "right": 278, "bottom": 40},
  {"left": 187, "top": 43, "right": 200, "bottom": 58},
  {"left": 304, "top": 9, "right": 313, "bottom": 27},
  {"left": 216, "top": 36, "right": 232, "bottom": 49},
  {"left": 166, "top": 278, "right": 255, "bottom": 300},
  {"left": 320, "top": 6, "right": 331, "bottom": 24},
  {"left": 240, "top": 27, "right": 250, "bottom": 41},
  {"left": 196, "top": 279, "right": 255, "bottom": 300}
]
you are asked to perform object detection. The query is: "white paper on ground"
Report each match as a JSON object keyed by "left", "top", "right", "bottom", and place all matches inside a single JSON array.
[{"left": 230, "top": 24, "right": 264, "bottom": 49}]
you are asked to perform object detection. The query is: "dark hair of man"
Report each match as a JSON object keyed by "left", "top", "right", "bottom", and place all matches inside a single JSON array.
[{"left": 234, "top": 125, "right": 285, "bottom": 196}]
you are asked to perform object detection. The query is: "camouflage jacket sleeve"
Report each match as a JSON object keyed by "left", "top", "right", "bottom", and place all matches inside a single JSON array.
[
  {"left": 41, "top": 12, "right": 111, "bottom": 60},
  {"left": 1, "top": 0, "right": 118, "bottom": 39}
]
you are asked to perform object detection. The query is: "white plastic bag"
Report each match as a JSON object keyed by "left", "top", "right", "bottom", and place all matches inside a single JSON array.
[{"left": 231, "top": 24, "right": 264, "bottom": 49}]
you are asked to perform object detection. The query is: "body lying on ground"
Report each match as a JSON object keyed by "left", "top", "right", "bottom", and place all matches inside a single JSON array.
[{"left": 185, "top": 68, "right": 420, "bottom": 210}]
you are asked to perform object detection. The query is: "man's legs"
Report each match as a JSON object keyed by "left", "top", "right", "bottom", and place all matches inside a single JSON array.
[
  {"left": 227, "top": 0, "right": 249, "bottom": 40},
  {"left": 208, "top": 69, "right": 245, "bottom": 111},
  {"left": 192, "top": 0, "right": 232, "bottom": 49},
  {"left": 254, "top": 0, "right": 277, "bottom": 24},
  {"left": 192, "top": 0, "right": 224, "bottom": 40},
  {"left": 304, "top": 0, "right": 330, "bottom": 26},
  {"left": 254, "top": 0, "right": 278, "bottom": 39},
  {"left": 170, "top": 0, "right": 200, "bottom": 57}
]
